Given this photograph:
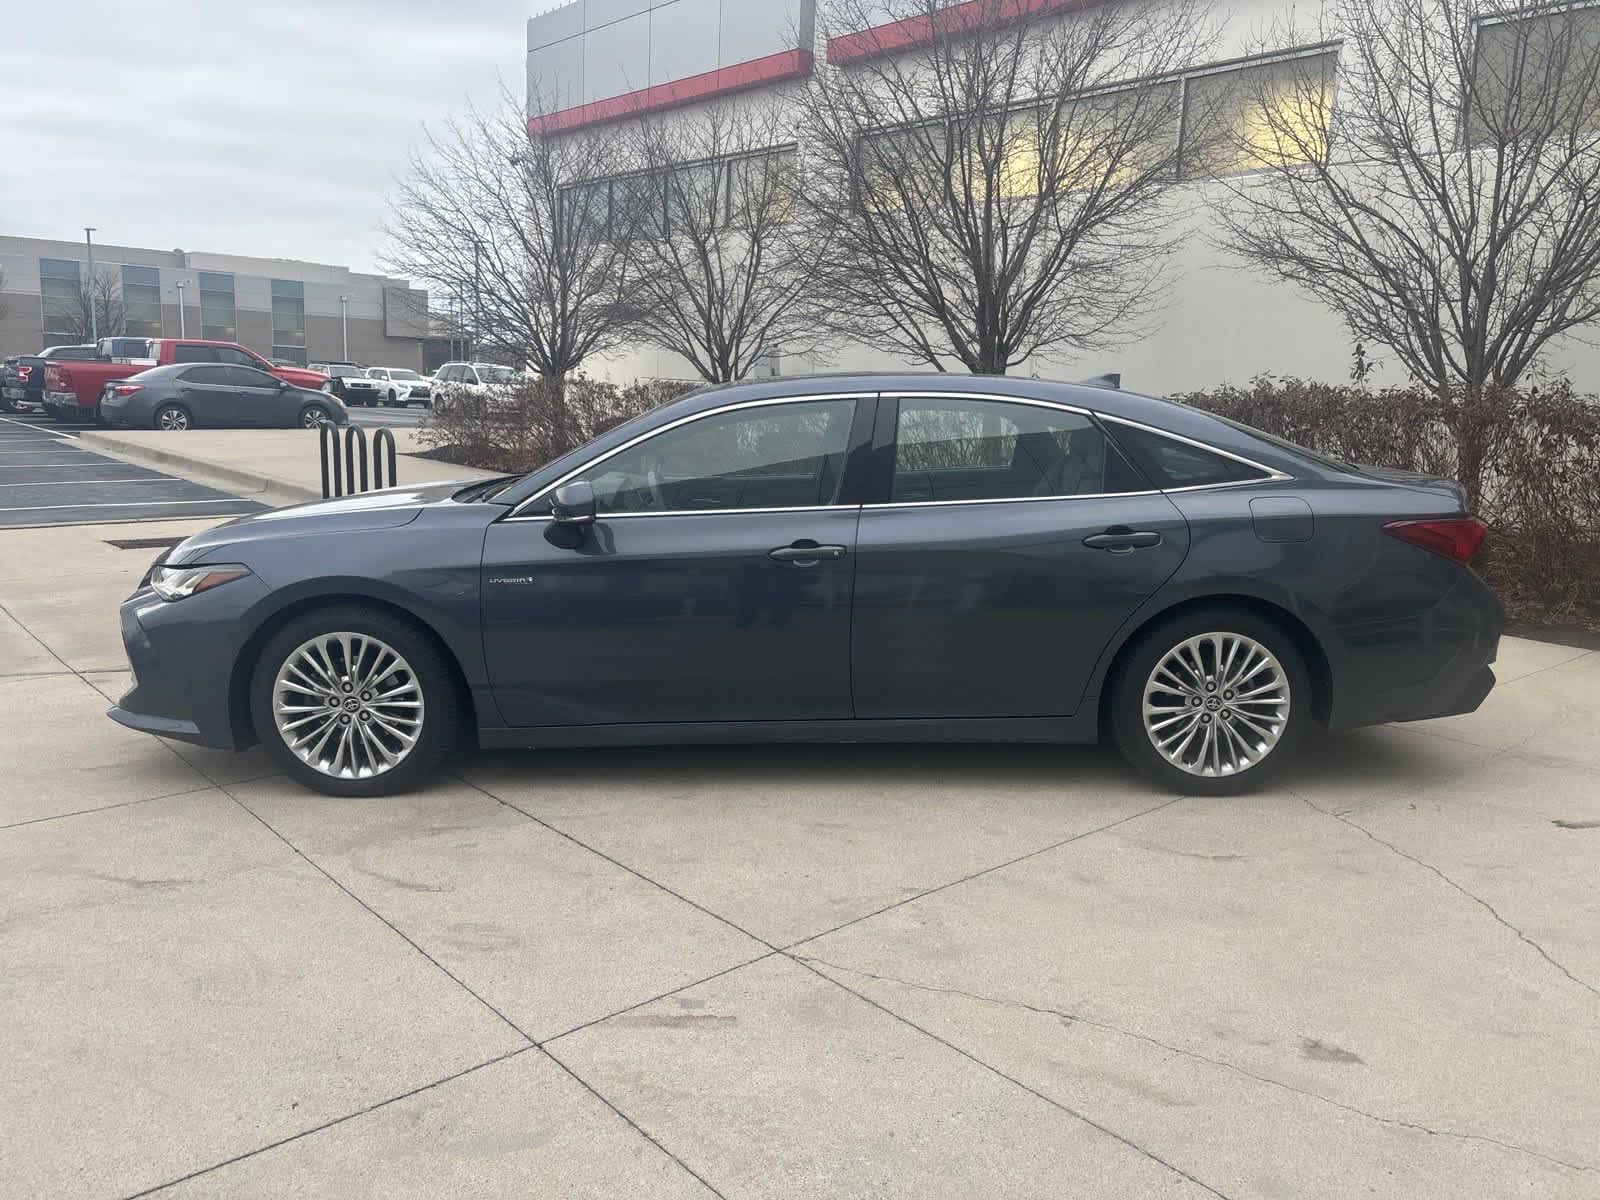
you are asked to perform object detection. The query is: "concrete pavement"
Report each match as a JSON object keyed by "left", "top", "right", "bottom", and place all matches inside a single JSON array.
[{"left": 1, "top": 516, "right": 1597, "bottom": 1199}]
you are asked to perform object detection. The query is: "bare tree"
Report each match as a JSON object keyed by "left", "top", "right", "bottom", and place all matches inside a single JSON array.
[
  {"left": 53, "top": 268, "right": 124, "bottom": 343},
  {"left": 799, "top": 0, "right": 1215, "bottom": 375},
  {"left": 385, "top": 92, "right": 635, "bottom": 454},
  {"left": 1213, "top": 0, "right": 1600, "bottom": 502},
  {"left": 622, "top": 98, "right": 829, "bottom": 382}
]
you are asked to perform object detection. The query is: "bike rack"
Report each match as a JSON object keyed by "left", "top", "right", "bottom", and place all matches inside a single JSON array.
[{"left": 320, "top": 424, "right": 398, "bottom": 499}]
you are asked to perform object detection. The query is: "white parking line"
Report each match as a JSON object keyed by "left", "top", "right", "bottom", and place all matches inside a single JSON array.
[
  {"left": 0, "top": 498, "right": 254, "bottom": 513},
  {"left": 0, "top": 478, "right": 167, "bottom": 487},
  {"left": 0, "top": 415, "right": 73, "bottom": 436}
]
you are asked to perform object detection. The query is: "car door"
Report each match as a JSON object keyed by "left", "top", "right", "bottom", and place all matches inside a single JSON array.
[
  {"left": 173, "top": 365, "right": 238, "bottom": 425},
  {"left": 480, "top": 394, "right": 870, "bottom": 727},
  {"left": 223, "top": 365, "right": 286, "bottom": 426},
  {"left": 850, "top": 393, "right": 1192, "bottom": 719}
]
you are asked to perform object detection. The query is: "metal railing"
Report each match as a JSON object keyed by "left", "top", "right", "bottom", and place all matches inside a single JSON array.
[{"left": 319, "top": 424, "right": 398, "bottom": 499}]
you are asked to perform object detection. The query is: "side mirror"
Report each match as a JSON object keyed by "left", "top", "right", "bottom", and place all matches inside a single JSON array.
[
  {"left": 550, "top": 480, "right": 596, "bottom": 526},
  {"left": 277, "top": 378, "right": 292, "bottom": 390}
]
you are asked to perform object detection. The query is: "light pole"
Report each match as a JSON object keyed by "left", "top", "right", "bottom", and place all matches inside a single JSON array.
[
  {"left": 339, "top": 295, "right": 350, "bottom": 360},
  {"left": 84, "top": 227, "right": 98, "bottom": 341},
  {"left": 174, "top": 280, "right": 188, "bottom": 337}
]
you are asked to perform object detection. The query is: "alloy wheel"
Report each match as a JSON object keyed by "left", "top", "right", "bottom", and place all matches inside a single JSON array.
[
  {"left": 1142, "top": 632, "right": 1290, "bottom": 777},
  {"left": 157, "top": 407, "right": 190, "bottom": 431},
  {"left": 272, "top": 633, "right": 425, "bottom": 779},
  {"left": 302, "top": 407, "right": 330, "bottom": 428}
]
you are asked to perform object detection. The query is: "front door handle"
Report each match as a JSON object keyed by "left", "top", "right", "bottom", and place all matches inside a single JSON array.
[
  {"left": 769, "top": 542, "right": 848, "bottom": 564},
  {"left": 1083, "top": 530, "right": 1162, "bottom": 553}
]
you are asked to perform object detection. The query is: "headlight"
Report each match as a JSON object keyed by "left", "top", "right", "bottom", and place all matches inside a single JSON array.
[{"left": 149, "top": 563, "right": 251, "bottom": 601}]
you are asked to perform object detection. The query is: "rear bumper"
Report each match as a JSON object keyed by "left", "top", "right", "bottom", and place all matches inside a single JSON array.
[{"left": 1327, "top": 569, "right": 1503, "bottom": 731}]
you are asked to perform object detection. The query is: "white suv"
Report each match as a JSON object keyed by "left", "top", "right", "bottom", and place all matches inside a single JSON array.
[
  {"left": 432, "top": 362, "right": 519, "bottom": 412},
  {"left": 366, "top": 367, "right": 430, "bottom": 408}
]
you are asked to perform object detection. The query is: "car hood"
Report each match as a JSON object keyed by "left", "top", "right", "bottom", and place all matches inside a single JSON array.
[{"left": 171, "top": 480, "right": 481, "bottom": 562}]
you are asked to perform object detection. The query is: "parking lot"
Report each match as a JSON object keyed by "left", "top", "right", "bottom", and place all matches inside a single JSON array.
[
  {"left": 0, "top": 415, "right": 262, "bottom": 528},
  {"left": 1, "top": 511, "right": 1596, "bottom": 1198}
]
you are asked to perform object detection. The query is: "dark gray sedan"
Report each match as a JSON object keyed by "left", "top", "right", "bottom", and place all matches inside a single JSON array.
[
  {"left": 99, "top": 363, "right": 347, "bottom": 430},
  {"left": 107, "top": 373, "right": 1502, "bottom": 797}
]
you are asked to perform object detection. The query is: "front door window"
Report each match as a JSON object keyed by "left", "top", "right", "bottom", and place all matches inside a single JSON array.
[{"left": 585, "top": 400, "right": 856, "bottom": 514}]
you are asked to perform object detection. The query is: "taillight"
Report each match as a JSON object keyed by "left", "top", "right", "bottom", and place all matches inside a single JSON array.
[
  {"left": 15, "top": 365, "right": 30, "bottom": 382},
  {"left": 110, "top": 384, "right": 144, "bottom": 397},
  {"left": 1383, "top": 517, "right": 1488, "bottom": 565}
]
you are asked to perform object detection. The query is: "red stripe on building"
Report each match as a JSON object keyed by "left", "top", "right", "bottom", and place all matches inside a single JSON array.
[
  {"left": 527, "top": 48, "right": 815, "bottom": 136},
  {"left": 828, "top": 0, "right": 1088, "bottom": 64}
]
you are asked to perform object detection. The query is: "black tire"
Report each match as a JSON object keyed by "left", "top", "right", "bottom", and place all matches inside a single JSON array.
[
  {"left": 152, "top": 403, "right": 192, "bottom": 431},
  {"left": 250, "top": 604, "right": 462, "bottom": 797},
  {"left": 1109, "top": 606, "right": 1311, "bottom": 796},
  {"left": 387, "top": 389, "right": 399, "bottom": 406}
]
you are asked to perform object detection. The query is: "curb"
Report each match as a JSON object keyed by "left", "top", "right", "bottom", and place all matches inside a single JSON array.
[{"left": 78, "top": 432, "right": 322, "bottom": 506}]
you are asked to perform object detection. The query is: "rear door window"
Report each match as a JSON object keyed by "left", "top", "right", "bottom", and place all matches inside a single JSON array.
[
  {"left": 172, "top": 344, "right": 219, "bottom": 364},
  {"left": 889, "top": 397, "right": 1147, "bottom": 502},
  {"left": 183, "top": 366, "right": 230, "bottom": 385},
  {"left": 214, "top": 347, "right": 263, "bottom": 368}
]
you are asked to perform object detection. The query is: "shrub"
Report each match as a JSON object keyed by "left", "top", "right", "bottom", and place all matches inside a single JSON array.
[
  {"left": 418, "top": 374, "right": 699, "bottom": 476},
  {"left": 1174, "top": 375, "right": 1600, "bottom": 630}
]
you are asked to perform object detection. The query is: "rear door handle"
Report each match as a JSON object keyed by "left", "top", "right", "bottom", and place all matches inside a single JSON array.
[
  {"left": 769, "top": 543, "right": 848, "bottom": 564},
  {"left": 1083, "top": 530, "right": 1162, "bottom": 552}
]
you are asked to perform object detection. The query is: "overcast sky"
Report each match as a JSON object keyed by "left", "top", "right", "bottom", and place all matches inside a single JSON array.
[{"left": 0, "top": 0, "right": 536, "bottom": 275}]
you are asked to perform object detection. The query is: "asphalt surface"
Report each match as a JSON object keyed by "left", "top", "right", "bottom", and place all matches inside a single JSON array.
[
  {"left": 347, "top": 404, "right": 426, "bottom": 428},
  {"left": 0, "top": 413, "right": 263, "bottom": 528}
]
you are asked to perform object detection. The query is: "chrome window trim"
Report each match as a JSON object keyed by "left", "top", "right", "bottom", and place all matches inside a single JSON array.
[
  {"left": 866, "top": 490, "right": 1162, "bottom": 511},
  {"left": 506, "top": 392, "right": 873, "bottom": 519},
  {"left": 878, "top": 390, "right": 1093, "bottom": 417},
  {"left": 1096, "top": 413, "right": 1293, "bottom": 486},
  {"left": 503, "top": 503, "right": 854, "bottom": 524}
]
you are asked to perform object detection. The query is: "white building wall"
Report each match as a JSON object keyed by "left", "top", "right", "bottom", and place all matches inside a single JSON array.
[{"left": 535, "top": 0, "right": 1600, "bottom": 395}]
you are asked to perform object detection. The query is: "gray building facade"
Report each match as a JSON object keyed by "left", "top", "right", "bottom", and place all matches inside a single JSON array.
[{"left": 0, "top": 235, "right": 430, "bottom": 370}]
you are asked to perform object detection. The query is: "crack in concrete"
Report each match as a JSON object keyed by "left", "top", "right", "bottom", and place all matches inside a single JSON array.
[
  {"left": 1294, "top": 791, "right": 1600, "bottom": 1003},
  {"left": 799, "top": 955, "right": 1597, "bottom": 1177}
]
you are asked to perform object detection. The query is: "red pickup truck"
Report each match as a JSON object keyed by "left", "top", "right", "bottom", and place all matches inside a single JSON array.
[{"left": 42, "top": 338, "right": 327, "bottom": 421}]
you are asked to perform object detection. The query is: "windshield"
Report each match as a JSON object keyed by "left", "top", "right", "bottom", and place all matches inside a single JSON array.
[
  {"left": 386, "top": 370, "right": 421, "bottom": 381},
  {"left": 1206, "top": 412, "right": 1354, "bottom": 472},
  {"left": 478, "top": 366, "right": 516, "bottom": 385}
]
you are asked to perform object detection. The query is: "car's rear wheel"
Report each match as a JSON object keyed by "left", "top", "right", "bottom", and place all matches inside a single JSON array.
[
  {"left": 153, "top": 403, "right": 191, "bottom": 431},
  {"left": 251, "top": 606, "right": 461, "bottom": 797},
  {"left": 1110, "top": 608, "right": 1309, "bottom": 796}
]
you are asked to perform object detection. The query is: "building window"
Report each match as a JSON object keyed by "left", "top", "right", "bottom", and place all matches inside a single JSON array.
[
  {"left": 1471, "top": 6, "right": 1600, "bottom": 144},
  {"left": 1179, "top": 50, "right": 1339, "bottom": 178},
  {"left": 39, "top": 258, "right": 82, "bottom": 344},
  {"left": 121, "top": 265, "right": 163, "bottom": 339},
  {"left": 270, "top": 278, "right": 306, "bottom": 364},
  {"left": 198, "top": 270, "right": 236, "bottom": 342},
  {"left": 563, "top": 148, "right": 799, "bottom": 241}
]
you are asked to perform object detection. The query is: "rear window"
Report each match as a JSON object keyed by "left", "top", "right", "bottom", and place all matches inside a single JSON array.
[
  {"left": 1206, "top": 412, "right": 1355, "bottom": 472},
  {"left": 1109, "top": 424, "right": 1272, "bottom": 489}
]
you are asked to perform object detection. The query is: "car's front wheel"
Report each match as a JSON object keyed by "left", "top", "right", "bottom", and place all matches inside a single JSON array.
[
  {"left": 1110, "top": 608, "right": 1309, "bottom": 796},
  {"left": 299, "top": 404, "right": 335, "bottom": 429},
  {"left": 251, "top": 606, "right": 461, "bottom": 796}
]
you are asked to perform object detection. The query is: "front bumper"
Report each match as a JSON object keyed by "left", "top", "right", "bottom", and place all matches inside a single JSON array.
[{"left": 109, "top": 572, "right": 272, "bottom": 751}]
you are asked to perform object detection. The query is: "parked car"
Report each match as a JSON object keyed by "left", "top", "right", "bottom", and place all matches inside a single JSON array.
[
  {"left": 99, "top": 363, "right": 347, "bottom": 430},
  {"left": 106, "top": 373, "right": 1502, "bottom": 798},
  {"left": 43, "top": 338, "right": 328, "bottom": 421},
  {"left": 311, "top": 362, "right": 387, "bottom": 408},
  {"left": 366, "top": 366, "right": 430, "bottom": 407},
  {"left": 1, "top": 344, "right": 100, "bottom": 412},
  {"left": 431, "top": 361, "right": 518, "bottom": 412}
]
